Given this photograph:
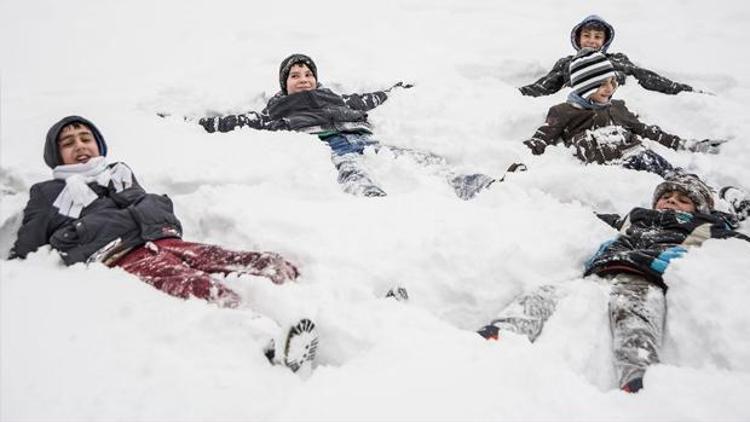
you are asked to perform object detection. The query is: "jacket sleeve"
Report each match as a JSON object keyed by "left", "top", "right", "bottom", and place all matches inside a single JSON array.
[
  {"left": 342, "top": 91, "right": 389, "bottom": 111},
  {"left": 519, "top": 56, "right": 571, "bottom": 97},
  {"left": 619, "top": 101, "right": 684, "bottom": 150},
  {"left": 595, "top": 213, "right": 623, "bottom": 229},
  {"left": 198, "top": 109, "right": 272, "bottom": 134},
  {"left": 523, "top": 106, "right": 567, "bottom": 154},
  {"left": 9, "top": 184, "right": 66, "bottom": 259},
  {"left": 612, "top": 53, "right": 694, "bottom": 95}
]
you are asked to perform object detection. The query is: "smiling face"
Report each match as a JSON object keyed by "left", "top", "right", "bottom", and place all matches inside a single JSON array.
[
  {"left": 579, "top": 28, "right": 607, "bottom": 50},
  {"left": 655, "top": 190, "right": 697, "bottom": 213},
  {"left": 58, "top": 123, "right": 100, "bottom": 165},
  {"left": 588, "top": 76, "right": 618, "bottom": 103},
  {"left": 285, "top": 63, "right": 317, "bottom": 95}
]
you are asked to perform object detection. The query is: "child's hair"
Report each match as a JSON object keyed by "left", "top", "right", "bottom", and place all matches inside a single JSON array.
[
  {"left": 57, "top": 122, "right": 88, "bottom": 141},
  {"left": 580, "top": 21, "right": 608, "bottom": 34}
]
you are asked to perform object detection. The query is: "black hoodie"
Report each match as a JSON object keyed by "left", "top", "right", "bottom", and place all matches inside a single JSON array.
[{"left": 10, "top": 116, "right": 182, "bottom": 264}]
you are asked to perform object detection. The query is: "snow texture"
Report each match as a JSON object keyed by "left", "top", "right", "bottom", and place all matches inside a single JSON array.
[{"left": 2, "top": 0, "right": 750, "bottom": 420}]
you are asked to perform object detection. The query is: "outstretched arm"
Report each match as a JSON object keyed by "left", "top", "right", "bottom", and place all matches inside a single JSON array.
[
  {"left": 523, "top": 106, "right": 567, "bottom": 155},
  {"left": 611, "top": 53, "right": 694, "bottom": 95},
  {"left": 519, "top": 56, "right": 571, "bottom": 97},
  {"left": 198, "top": 109, "right": 272, "bottom": 133},
  {"left": 342, "top": 82, "right": 412, "bottom": 111},
  {"left": 10, "top": 185, "right": 65, "bottom": 259}
]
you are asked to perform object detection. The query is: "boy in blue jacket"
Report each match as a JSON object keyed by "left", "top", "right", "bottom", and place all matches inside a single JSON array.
[{"left": 477, "top": 174, "right": 749, "bottom": 392}]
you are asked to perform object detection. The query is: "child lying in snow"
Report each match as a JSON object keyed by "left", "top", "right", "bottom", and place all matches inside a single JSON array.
[
  {"left": 519, "top": 15, "right": 696, "bottom": 97},
  {"left": 523, "top": 49, "right": 725, "bottom": 177},
  {"left": 476, "top": 174, "right": 750, "bottom": 393},
  {"left": 521, "top": 49, "right": 749, "bottom": 221},
  {"left": 196, "top": 54, "right": 507, "bottom": 199},
  {"left": 9, "top": 115, "right": 317, "bottom": 374}
]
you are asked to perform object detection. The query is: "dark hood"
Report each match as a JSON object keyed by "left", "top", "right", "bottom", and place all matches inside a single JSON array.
[
  {"left": 570, "top": 15, "right": 615, "bottom": 53},
  {"left": 44, "top": 115, "right": 108, "bottom": 168}
]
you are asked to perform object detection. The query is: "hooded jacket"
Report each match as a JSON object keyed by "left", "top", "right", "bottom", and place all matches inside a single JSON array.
[
  {"left": 523, "top": 99, "right": 684, "bottom": 164},
  {"left": 199, "top": 86, "right": 389, "bottom": 135},
  {"left": 10, "top": 117, "right": 182, "bottom": 265},
  {"left": 586, "top": 207, "right": 749, "bottom": 289},
  {"left": 519, "top": 15, "right": 694, "bottom": 97}
]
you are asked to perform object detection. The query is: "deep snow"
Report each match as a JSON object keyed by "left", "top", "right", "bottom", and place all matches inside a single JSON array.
[{"left": 1, "top": 0, "right": 750, "bottom": 420}]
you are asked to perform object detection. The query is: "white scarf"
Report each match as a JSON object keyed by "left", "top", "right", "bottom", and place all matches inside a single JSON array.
[{"left": 52, "top": 157, "right": 133, "bottom": 218}]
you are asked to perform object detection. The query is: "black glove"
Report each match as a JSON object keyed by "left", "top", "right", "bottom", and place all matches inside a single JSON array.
[
  {"left": 387, "top": 81, "right": 414, "bottom": 92},
  {"left": 198, "top": 117, "right": 217, "bottom": 133},
  {"left": 523, "top": 139, "right": 546, "bottom": 155}
]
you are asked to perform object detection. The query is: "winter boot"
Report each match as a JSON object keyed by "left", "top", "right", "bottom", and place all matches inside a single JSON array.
[
  {"left": 385, "top": 286, "right": 409, "bottom": 302},
  {"left": 476, "top": 324, "right": 501, "bottom": 340},
  {"left": 619, "top": 368, "right": 645, "bottom": 393},
  {"left": 264, "top": 318, "right": 319, "bottom": 376},
  {"left": 720, "top": 186, "right": 749, "bottom": 221}
]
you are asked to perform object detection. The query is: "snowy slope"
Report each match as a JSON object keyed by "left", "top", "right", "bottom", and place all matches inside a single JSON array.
[{"left": 2, "top": 0, "right": 750, "bottom": 420}]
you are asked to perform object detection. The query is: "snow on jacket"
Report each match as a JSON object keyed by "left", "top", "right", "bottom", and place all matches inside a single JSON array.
[
  {"left": 10, "top": 168, "right": 183, "bottom": 265},
  {"left": 519, "top": 15, "right": 694, "bottom": 97},
  {"left": 199, "top": 86, "right": 389, "bottom": 134},
  {"left": 585, "top": 207, "right": 749, "bottom": 288},
  {"left": 523, "top": 99, "right": 685, "bottom": 164}
]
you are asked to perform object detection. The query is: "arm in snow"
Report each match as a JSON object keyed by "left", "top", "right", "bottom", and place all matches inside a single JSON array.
[
  {"left": 610, "top": 53, "right": 694, "bottom": 95},
  {"left": 9, "top": 184, "right": 67, "bottom": 259},
  {"left": 618, "top": 101, "right": 684, "bottom": 150},
  {"left": 342, "top": 91, "right": 390, "bottom": 112},
  {"left": 523, "top": 105, "right": 567, "bottom": 154},
  {"left": 198, "top": 109, "right": 272, "bottom": 133},
  {"left": 342, "top": 81, "right": 414, "bottom": 111},
  {"left": 595, "top": 213, "right": 623, "bottom": 229},
  {"left": 518, "top": 56, "right": 571, "bottom": 97}
]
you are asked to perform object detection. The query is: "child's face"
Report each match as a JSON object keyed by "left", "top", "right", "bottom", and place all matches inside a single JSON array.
[
  {"left": 588, "top": 76, "right": 618, "bottom": 103},
  {"left": 579, "top": 29, "right": 607, "bottom": 50},
  {"left": 655, "top": 190, "right": 697, "bottom": 213},
  {"left": 286, "top": 64, "right": 317, "bottom": 95},
  {"left": 58, "top": 124, "right": 100, "bottom": 165}
]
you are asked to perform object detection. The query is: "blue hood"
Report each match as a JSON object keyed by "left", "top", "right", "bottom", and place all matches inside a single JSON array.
[{"left": 570, "top": 15, "right": 615, "bottom": 53}]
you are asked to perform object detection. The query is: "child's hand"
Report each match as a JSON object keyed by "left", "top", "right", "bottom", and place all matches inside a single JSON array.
[
  {"left": 684, "top": 138, "right": 727, "bottom": 154},
  {"left": 386, "top": 81, "right": 415, "bottom": 92}
]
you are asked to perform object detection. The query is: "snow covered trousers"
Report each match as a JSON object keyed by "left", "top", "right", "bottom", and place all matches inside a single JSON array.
[
  {"left": 113, "top": 238, "right": 299, "bottom": 308},
  {"left": 479, "top": 274, "right": 665, "bottom": 388},
  {"left": 324, "top": 133, "right": 496, "bottom": 200}
]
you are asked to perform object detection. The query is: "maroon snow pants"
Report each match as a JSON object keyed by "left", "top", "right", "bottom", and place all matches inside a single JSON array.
[{"left": 112, "top": 238, "right": 299, "bottom": 308}]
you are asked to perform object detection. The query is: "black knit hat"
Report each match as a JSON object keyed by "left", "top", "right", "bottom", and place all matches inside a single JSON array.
[
  {"left": 44, "top": 115, "right": 108, "bottom": 168},
  {"left": 652, "top": 173, "right": 714, "bottom": 213},
  {"left": 279, "top": 54, "right": 318, "bottom": 94}
]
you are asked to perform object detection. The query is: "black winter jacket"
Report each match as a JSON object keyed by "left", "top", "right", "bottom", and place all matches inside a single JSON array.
[
  {"left": 523, "top": 100, "right": 685, "bottom": 164},
  {"left": 519, "top": 53, "right": 694, "bottom": 97},
  {"left": 10, "top": 166, "right": 182, "bottom": 265},
  {"left": 199, "top": 87, "right": 389, "bottom": 135},
  {"left": 585, "top": 208, "right": 749, "bottom": 288}
]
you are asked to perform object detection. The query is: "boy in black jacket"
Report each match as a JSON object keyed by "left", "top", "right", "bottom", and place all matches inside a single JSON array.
[
  {"left": 197, "top": 54, "right": 499, "bottom": 199},
  {"left": 523, "top": 49, "right": 724, "bottom": 177},
  {"left": 10, "top": 115, "right": 317, "bottom": 373},
  {"left": 519, "top": 15, "right": 696, "bottom": 97},
  {"left": 477, "top": 174, "right": 749, "bottom": 392}
]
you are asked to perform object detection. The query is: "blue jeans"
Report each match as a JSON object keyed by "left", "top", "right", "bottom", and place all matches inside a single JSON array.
[
  {"left": 619, "top": 149, "right": 676, "bottom": 178},
  {"left": 322, "top": 133, "right": 379, "bottom": 156}
]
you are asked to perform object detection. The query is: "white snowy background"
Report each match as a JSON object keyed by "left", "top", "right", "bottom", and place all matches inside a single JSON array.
[{"left": 2, "top": 0, "right": 750, "bottom": 420}]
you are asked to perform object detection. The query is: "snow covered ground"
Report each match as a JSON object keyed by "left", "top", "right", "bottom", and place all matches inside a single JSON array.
[{"left": 2, "top": 0, "right": 750, "bottom": 420}]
